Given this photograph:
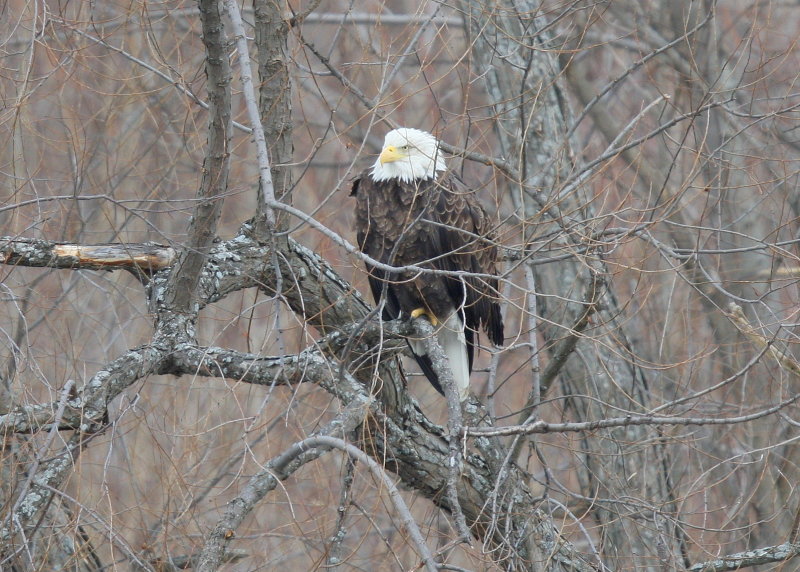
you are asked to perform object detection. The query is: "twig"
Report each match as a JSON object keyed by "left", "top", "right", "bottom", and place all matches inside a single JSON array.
[
  {"left": 512, "top": 265, "right": 601, "bottom": 441},
  {"left": 566, "top": 4, "right": 715, "bottom": 140},
  {"left": 274, "top": 436, "right": 439, "bottom": 572},
  {"left": 467, "top": 389, "right": 800, "bottom": 437},
  {"left": 195, "top": 397, "right": 374, "bottom": 572},
  {"left": 299, "top": 35, "right": 519, "bottom": 178},
  {"left": 560, "top": 98, "right": 731, "bottom": 200},
  {"left": 52, "top": 19, "right": 252, "bottom": 134},
  {"left": 545, "top": 497, "right": 607, "bottom": 571}
]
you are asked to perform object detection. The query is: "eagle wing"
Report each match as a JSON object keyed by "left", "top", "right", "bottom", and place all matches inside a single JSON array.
[
  {"left": 351, "top": 175, "right": 404, "bottom": 323},
  {"left": 430, "top": 174, "right": 504, "bottom": 347}
]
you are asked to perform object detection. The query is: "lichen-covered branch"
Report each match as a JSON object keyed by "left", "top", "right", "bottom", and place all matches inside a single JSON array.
[
  {"left": 411, "top": 318, "right": 470, "bottom": 541},
  {"left": 0, "top": 217, "right": 596, "bottom": 572},
  {"left": 0, "top": 237, "right": 175, "bottom": 275},
  {"left": 688, "top": 542, "right": 800, "bottom": 572}
]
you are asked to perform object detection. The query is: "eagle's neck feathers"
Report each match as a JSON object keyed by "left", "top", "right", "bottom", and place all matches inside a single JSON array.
[{"left": 370, "top": 161, "right": 439, "bottom": 185}]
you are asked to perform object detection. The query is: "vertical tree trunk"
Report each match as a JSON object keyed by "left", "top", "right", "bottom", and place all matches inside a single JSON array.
[
  {"left": 460, "top": 2, "right": 687, "bottom": 568},
  {"left": 253, "top": 0, "right": 293, "bottom": 235}
]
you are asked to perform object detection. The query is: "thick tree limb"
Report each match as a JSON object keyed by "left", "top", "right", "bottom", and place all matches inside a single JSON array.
[
  {"left": 0, "top": 327, "right": 402, "bottom": 435},
  {"left": 0, "top": 224, "right": 596, "bottom": 569},
  {"left": 253, "top": 0, "right": 293, "bottom": 232},
  {"left": 165, "top": 0, "right": 233, "bottom": 313},
  {"left": 0, "top": 237, "right": 176, "bottom": 275}
]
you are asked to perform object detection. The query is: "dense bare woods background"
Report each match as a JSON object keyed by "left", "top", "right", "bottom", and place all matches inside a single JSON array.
[{"left": 2, "top": 0, "right": 800, "bottom": 570}]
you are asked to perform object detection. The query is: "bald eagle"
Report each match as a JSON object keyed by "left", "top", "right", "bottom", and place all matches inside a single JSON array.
[{"left": 351, "top": 128, "right": 504, "bottom": 400}]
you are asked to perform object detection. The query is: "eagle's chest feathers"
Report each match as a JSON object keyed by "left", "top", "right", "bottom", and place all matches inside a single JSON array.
[{"left": 359, "top": 179, "right": 437, "bottom": 264}]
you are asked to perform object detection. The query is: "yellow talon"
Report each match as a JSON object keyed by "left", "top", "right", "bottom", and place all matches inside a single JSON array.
[{"left": 410, "top": 308, "right": 439, "bottom": 326}]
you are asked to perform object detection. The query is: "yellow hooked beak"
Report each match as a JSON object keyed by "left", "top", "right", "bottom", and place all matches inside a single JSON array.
[{"left": 379, "top": 145, "right": 407, "bottom": 165}]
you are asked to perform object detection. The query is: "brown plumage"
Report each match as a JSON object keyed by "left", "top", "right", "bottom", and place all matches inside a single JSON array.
[{"left": 350, "top": 128, "right": 503, "bottom": 398}]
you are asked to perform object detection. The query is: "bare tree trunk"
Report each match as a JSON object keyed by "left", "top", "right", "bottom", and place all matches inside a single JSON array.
[
  {"left": 460, "top": 1, "right": 687, "bottom": 568},
  {"left": 253, "top": 0, "right": 293, "bottom": 235}
]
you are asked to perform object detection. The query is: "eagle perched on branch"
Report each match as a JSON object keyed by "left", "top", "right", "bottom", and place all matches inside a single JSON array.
[{"left": 351, "top": 128, "right": 504, "bottom": 399}]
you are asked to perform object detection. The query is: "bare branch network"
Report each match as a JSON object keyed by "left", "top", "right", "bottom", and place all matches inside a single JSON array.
[{"left": 2, "top": 1, "right": 800, "bottom": 571}]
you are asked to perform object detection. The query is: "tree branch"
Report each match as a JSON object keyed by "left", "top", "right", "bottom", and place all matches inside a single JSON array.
[
  {"left": 224, "top": 0, "right": 277, "bottom": 231},
  {"left": 196, "top": 397, "right": 375, "bottom": 572},
  {"left": 411, "top": 318, "right": 470, "bottom": 542},
  {"left": 165, "top": 0, "right": 233, "bottom": 313},
  {"left": 467, "top": 389, "right": 800, "bottom": 437},
  {"left": 0, "top": 343, "right": 166, "bottom": 544},
  {"left": 0, "top": 237, "right": 176, "bottom": 276},
  {"left": 688, "top": 541, "right": 800, "bottom": 572}
]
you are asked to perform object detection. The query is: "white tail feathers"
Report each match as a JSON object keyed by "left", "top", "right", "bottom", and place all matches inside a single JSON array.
[
  {"left": 440, "top": 313, "right": 470, "bottom": 400},
  {"left": 407, "top": 312, "right": 471, "bottom": 400}
]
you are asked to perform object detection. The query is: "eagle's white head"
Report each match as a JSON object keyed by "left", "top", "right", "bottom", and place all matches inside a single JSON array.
[{"left": 370, "top": 128, "right": 447, "bottom": 184}]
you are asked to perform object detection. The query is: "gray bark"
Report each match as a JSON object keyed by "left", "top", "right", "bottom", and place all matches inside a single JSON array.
[
  {"left": 0, "top": 226, "right": 596, "bottom": 570},
  {"left": 459, "top": 1, "right": 687, "bottom": 568},
  {"left": 6, "top": 1, "right": 799, "bottom": 571}
]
